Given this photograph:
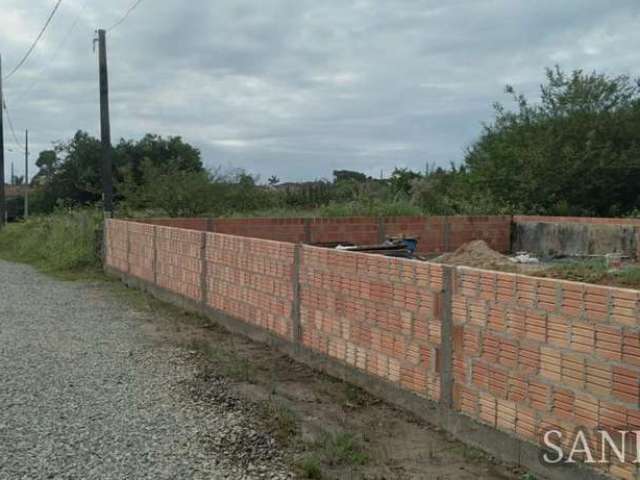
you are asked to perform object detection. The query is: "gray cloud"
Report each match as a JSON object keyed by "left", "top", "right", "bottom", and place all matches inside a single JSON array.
[{"left": 2, "top": 0, "right": 639, "bottom": 182}]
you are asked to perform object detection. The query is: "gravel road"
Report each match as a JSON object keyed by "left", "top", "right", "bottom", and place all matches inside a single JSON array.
[{"left": 0, "top": 260, "right": 291, "bottom": 480}]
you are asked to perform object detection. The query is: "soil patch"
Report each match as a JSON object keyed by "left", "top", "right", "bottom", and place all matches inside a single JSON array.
[
  {"left": 433, "top": 240, "right": 519, "bottom": 271},
  {"left": 114, "top": 284, "right": 528, "bottom": 480}
]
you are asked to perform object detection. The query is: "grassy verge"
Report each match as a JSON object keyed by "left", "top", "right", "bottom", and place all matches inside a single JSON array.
[
  {"left": 0, "top": 209, "right": 103, "bottom": 279},
  {"left": 533, "top": 258, "right": 640, "bottom": 289}
]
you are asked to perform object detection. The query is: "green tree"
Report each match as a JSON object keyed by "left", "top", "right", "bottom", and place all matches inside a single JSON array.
[
  {"left": 123, "top": 160, "right": 213, "bottom": 217},
  {"left": 464, "top": 67, "right": 640, "bottom": 216},
  {"left": 116, "top": 134, "right": 203, "bottom": 188},
  {"left": 34, "top": 150, "right": 58, "bottom": 183},
  {"left": 268, "top": 175, "right": 280, "bottom": 186},
  {"left": 333, "top": 170, "right": 367, "bottom": 183},
  {"left": 389, "top": 167, "right": 422, "bottom": 196},
  {"left": 32, "top": 131, "right": 205, "bottom": 213}
]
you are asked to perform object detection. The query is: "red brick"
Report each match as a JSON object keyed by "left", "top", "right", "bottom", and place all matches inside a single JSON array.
[
  {"left": 529, "top": 380, "right": 551, "bottom": 412},
  {"left": 595, "top": 324, "right": 622, "bottom": 361},
  {"left": 478, "top": 392, "right": 497, "bottom": 427},
  {"left": 536, "top": 278, "right": 558, "bottom": 312},
  {"left": 561, "top": 284, "right": 584, "bottom": 317},
  {"left": 518, "top": 343, "right": 540, "bottom": 374},
  {"left": 586, "top": 360, "right": 612, "bottom": 398},
  {"left": 612, "top": 366, "right": 640, "bottom": 404},
  {"left": 515, "top": 405, "right": 537, "bottom": 441},
  {"left": 574, "top": 394, "right": 599, "bottom": 428},
  {"left": 496, "top": 399, "right": 517, "bottom": 432},
  {"left": 562, "top": 352, "right": 586, "bottom": 390},
  {"left": 547, "top": 313, "right": 570, "bottom": 348},
  {"left": 571, "top": 321, "right": 595, "bottom": 354},
  {"left": 472, "top": 361, "right": 490, "bottom": 390},
  {"left": 610, "top": 289, "right": 639, "bottom": 327},
  {"left": 540, "top": 346, "right": 561, "bottom": 383},
  {"left": 508, "top": 374, "right": 527, "bottom": 402},
  {"left": 623, "top": 331, "right": 640, "bottom": 366},
  {"left": 524, "top": 309, "right": 547, "bottom": 342},
  {"left": 584, "top": 285, "right": 610, "bottom": 322},
  {"left": 552, "top": 388, "right": 575, "bottom": 420}
]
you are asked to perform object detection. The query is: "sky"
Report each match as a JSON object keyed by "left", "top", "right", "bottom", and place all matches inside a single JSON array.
[{"left": 1, "top": 0, "right": 640, "bottom": 183}]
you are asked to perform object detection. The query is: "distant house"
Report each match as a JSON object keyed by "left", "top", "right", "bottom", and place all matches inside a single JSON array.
[{"left": 5, "top": 185, "right": 30, "bottom": 198}]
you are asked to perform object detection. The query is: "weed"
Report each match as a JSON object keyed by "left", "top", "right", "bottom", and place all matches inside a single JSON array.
[
  {"left": 534, "top": 258, "right": 608, "bottom": 284},
  {"left": 534, "top": 258, "right": 640, "bottom": 288},
  {"left": 260, "top": 401, "right": 298, "bottom": 446},
  {"left": 343, "top": 383, "right": 368, "bottom": 407},
  {"left": 223, "top": 356, "right": 255, "bottom": 382},
  {"left": 298, "top": 455, "right": 323, "bottom": 479},
  {"left": 462, "top": 444, "right": 488, "bottom": 462},
  {"left": 321, "top": 432, "right": 368, "bottom": 466},
  {"left": 612, "top": 265, "right": 640, "bottom": 288},
  {"left": 444, "top": 443, "right": 488, "bottom": 463},
  {"left": 520, "top": 473, "right": 537, "bottom": 480}
]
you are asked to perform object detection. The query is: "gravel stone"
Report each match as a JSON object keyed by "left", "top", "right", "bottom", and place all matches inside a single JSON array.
[{"left": 0, "top": 260, "right": 292, "bottom": 480}]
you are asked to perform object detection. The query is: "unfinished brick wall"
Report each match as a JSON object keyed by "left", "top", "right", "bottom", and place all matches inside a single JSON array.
[
  {"left": 383, "top": 215, "right": 512, "bottom": 254},
  {"left": 105, "top": 219, "right": 129, "bottom": 273},
  {"left": 448, "top": 216, "right": 511, "bottom": 252},
  {"left": 204, "top": 233, "right": 295, "bottom": 339},
  {"left": 139, "top": 215, "right": 512, "bottom": 254},
  {"left": 299, "top": 246, "right": 444, "bottom": 400},
  {"left": 155, "top": 225, "right": 203, "bottom": 301},
  {"left": 307, "top": 218, "right": 380, "bottom": 245},
  {"left": 104, "top": 218, "right": 640, "bottom": 479},
  {"left": 451, "top": 266, "right": 640, "bottom": 479},
  {"left": 383, "top": 216, "right": 447, "bottom": 253},
  {"left": 127, "top": 222, "right": 155, "bottom": 283},
  {"left": 137, "top": 217, "right": 210, "bottom": 231},
  {"left": 214, "top": 218, "right": 307, "bottom": 242}
]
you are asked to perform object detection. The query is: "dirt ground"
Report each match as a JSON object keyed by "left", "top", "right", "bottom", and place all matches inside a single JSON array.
[
  {"left": 432, "top": 240, "right": 536, "bottom": 273},
  {"left": 432, "top": 240, "right": 640, "bottom": 289},
  {"left": 112, "top": 282, "right": 529, "bottom": 480}
]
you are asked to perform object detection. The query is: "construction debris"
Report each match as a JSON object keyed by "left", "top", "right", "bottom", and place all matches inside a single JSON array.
[
  {"left": 314, "top": 238, "right": 418, "bottom": 258},
  {"left": 333, "top": 238, "right": 418, "bottom": 258},
  {"left": 510, "top": 251, "right": 540, "bottom": 264}
]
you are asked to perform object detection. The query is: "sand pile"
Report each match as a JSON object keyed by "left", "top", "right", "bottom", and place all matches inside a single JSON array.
[{"left": 433, "top": 240, "right": 518, "bottom": 271}]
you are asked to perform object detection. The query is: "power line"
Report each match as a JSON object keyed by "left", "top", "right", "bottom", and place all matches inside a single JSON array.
[
  {"left": 107, "top": 0, "right": 144, "bottom": 32},
  {"left": 3, "top": 0, "right": 64, "bottom": 82},
  {"left": 12, "top": 0, "right": 88, "bottom": 104},
  {"left": 1, "top": 97, "right": 25, "bottom": 152}
]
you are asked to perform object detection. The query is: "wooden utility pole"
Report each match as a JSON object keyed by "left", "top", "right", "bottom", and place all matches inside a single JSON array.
[
  {"left": 97, "top": 29, "right": 113, "bottom": 217},
  {"left": 0, "top": 54, "right": 6, "bottom": 229},
  {"left": 24, "top": 129, "right": 29, "bottom": 218}
]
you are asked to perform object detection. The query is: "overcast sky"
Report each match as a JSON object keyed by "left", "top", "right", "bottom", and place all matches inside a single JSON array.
[{"left": 2, "top": 0, "right": 639, "bottom": 182}]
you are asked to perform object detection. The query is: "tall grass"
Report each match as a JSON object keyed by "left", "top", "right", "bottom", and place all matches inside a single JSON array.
[
  {"left": 218, "top": 199, "right": 423, "bottom": 219},
  {"left": 0, "top": 209, "right": 103, "bottom": 275}
]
